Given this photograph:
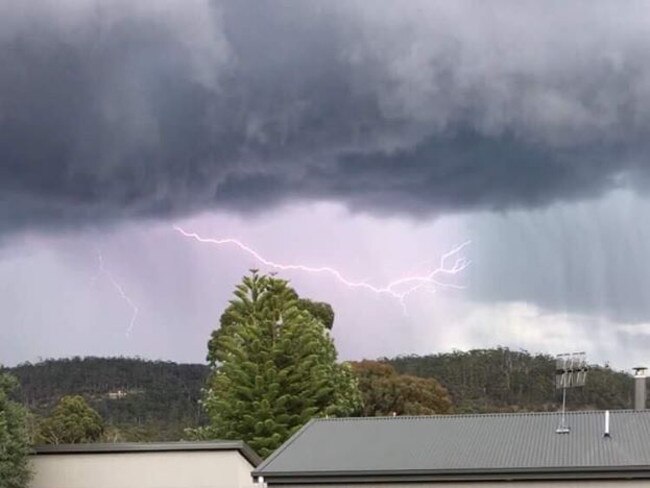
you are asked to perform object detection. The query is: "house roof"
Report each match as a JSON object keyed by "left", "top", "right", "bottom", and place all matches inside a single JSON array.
[
  {"left": 255, "top": 411, "right": 650, "bottom": 483},
  {"left": 33, "top": 441, "right": 262, "bottom": 467}
]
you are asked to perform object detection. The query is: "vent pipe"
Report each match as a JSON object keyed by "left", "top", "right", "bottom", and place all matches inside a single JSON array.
[
  {"left": 603, "top": 410, "right": 610, "bottom": 438},
  {"left": 633, "top": 367, "right": 647, "bottom": 411}
]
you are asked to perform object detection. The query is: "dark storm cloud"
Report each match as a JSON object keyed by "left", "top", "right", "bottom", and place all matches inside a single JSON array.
[{"left": 3, "top": 0, "right": 650, "bottom": 233}]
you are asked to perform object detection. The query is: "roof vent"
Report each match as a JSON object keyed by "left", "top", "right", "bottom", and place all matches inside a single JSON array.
[{"left": 603, "top": 410, "right": 610, "bottom": 438}]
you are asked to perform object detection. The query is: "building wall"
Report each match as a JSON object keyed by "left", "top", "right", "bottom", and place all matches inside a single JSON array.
[
  {"left": 30, "top": 450, "right": 256, "bottom": 488},
  {"left": 269, "top": 481, "right": 650, "bottom": 488}
]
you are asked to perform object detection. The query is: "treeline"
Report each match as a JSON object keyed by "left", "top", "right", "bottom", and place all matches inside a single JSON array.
[
  {"left": 3, "top": 349, "right": 638, "bottom": 443},
  {"left": 389, "top": 348, "right": 635, "bottom": 413},
  {"left": 5, "top": 357, "right": 210, "bottom": 441}
]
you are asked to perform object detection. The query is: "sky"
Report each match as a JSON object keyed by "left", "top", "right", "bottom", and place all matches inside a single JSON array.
[{"left": 2, "top": 1, "right": 650, "bottom": 371}]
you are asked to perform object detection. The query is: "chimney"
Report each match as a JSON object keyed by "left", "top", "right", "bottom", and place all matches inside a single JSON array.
[{"left": 633, "top": 367, "right": 647, "bottom": 411}]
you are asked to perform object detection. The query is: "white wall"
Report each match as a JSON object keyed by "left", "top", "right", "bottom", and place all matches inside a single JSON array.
[{"left": 30, "top": 450, "right": 256, "bottom": 488}]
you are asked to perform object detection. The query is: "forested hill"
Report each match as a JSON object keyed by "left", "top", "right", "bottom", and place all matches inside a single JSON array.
[
  {"left": 3, "top": 350, "right": 638, "bottom": 442},
  {"left": 388, "top": 348, "right": 635, "bottom": 413},
  {"left": 5, "top": 357, "right": 210, "bottom": 441}
]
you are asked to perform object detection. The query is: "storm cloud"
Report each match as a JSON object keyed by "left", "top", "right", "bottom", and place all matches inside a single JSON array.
[{"left": 3, "top": 1, "right": 650, "bottom": 234}]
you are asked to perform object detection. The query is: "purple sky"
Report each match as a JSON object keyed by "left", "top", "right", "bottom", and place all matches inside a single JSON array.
[
  {"left": 3, "top": 1, "right": 650, "bottom": 371},
  {"left": 4, "top": 192, "right": 650, "bottom": 370}
]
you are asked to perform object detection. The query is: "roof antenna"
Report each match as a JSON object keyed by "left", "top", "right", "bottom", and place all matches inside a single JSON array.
[
  {"left": 554, "top": 352, "right": 588, "bottom": 434},
  {"left": 633, "top": 367, "right": 647, "bottom": 411}
]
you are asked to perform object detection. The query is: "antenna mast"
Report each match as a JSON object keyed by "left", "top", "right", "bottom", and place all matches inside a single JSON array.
[{"left": 554, "top": 352, "right": 588, "bottom": 434}]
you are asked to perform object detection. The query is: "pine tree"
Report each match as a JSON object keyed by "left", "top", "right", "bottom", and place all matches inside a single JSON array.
[
  {"left": 199, "top": 271, "right": 361, "bottom": 457},
  {"left": 0, "top": 372, "right": 31, "bottom": 488}
]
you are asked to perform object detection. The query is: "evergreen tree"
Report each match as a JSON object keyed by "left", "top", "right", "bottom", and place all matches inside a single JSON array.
[
  {"left": 207, "top": 284, "right": 336, "bottom": 366},
  {"left": 199, "top": 271, "right": 361, "bottom": 457},
  {"left": 0, "top": 372, "right": 31, "bottom": 488},
  {"left": 39, "top": 395, "right": 104, "bottom": 444},
  {"left": 295, "top": 299, "right": 335, "bottom": 330}
]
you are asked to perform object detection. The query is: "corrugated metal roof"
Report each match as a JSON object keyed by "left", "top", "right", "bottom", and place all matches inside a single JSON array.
[{"left": 256, "top": 411, "right": 650, "bottom": 478}]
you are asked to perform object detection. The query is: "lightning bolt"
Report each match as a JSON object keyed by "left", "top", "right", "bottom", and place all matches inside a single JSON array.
[
  {"left": 90, "top": 250, "right": 139, "bottom": 337},
  {"left": 173, "top": 225, "right": 470, "bottom": 311}
]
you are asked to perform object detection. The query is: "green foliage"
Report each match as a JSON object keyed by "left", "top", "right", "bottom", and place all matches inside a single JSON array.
[
  {"left": 0, "top": 373, "right": 31, "bottom": 488},
  {"left": 389, "top": 348, "right": 634, "bottom": 413},
  {"left": 39, "top": 395, "right": 104, "bottom": 444},
  {"left": 201, "top": 271, "right": 361, "bottom": 457},
  {"left": 8, "top": 357, "right": 208, "bottom": 441},
  {"left": 208, "top": 279, "right": 336, "bottom": 366},
  {"left": 351, "top": 360, "right": 452, "bottom": 416},
  {"left": 5, "top": 348, "right": 640, "bottom": 446},
  {"left": 295, "top": 299, "right": 335, "bottom": 330}
]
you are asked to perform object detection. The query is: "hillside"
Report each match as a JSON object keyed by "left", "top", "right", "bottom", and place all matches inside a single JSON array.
[
  {"left": 3, "top": 349, "right": 639, "bottom": 442},
  {"left": 389, "top": 348, "right": 635, "bottom": 413},
  {"left": 6, "top": 357, "right": 210, "bottom": 441}
]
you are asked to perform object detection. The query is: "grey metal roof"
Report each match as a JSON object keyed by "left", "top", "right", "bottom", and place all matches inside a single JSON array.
[
  {"left": 255, "top": 411, "right": 650, "bottom": 482},
  {"left": 33, "top": 441, "right": 262, "bottom": 466}
]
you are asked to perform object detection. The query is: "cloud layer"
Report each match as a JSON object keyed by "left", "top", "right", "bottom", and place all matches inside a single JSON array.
[{"left": 3, "top": 1, "right": 650, "bottom": 234}]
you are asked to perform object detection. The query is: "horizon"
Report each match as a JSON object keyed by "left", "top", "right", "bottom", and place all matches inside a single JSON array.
[{"left": 2, "top": 347, "right": 635, "bottom": 377}]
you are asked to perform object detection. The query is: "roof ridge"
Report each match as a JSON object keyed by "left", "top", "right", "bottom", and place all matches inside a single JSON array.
[{"left": 312, "top": 409, "right": 645, "bottom": 422}]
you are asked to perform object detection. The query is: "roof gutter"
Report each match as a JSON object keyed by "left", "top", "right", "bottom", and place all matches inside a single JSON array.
[{"left": 255, "top": 465, "right": 650, "bottom": 484}]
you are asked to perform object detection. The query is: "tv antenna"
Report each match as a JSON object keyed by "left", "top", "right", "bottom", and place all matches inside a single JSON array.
[{"left": 555, "top": 352, "right": 588, "bottom": 434}]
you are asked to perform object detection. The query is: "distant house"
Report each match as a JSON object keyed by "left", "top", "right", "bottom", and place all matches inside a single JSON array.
[
  {"left": 31, "top": 441, "right": 261, "bottom": 488},
  {"left": 106, "top": 389, "right": 127, "bottom": 399},
  {"left": 254, "top": 410, "right": 650, "bottom": 486}
]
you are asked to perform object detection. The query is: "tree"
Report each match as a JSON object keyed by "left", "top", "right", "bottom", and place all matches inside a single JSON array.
[
  {"left": 199, "top": 271, "right": 361, "bottom": 457},
  {"left": 351, "top": 360, "right": 452, "bottom": 416},
  {"left": 0, "top": 372, "right": 31, "bottom": 488},
  {"left": 39, "top": 395, "right": 104, "bottom": 444},
  {"left": 9, "top": 357, "right": 209, "bottom": 442},
  {"left": 295, "top": 298, "right": 335, "bottom": 330},
  {"left": 207, "top": 279, "right": 336, "bottom": 366},
  {"left": 387, "top": 348, "right": 636, "bottom": 413}
]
